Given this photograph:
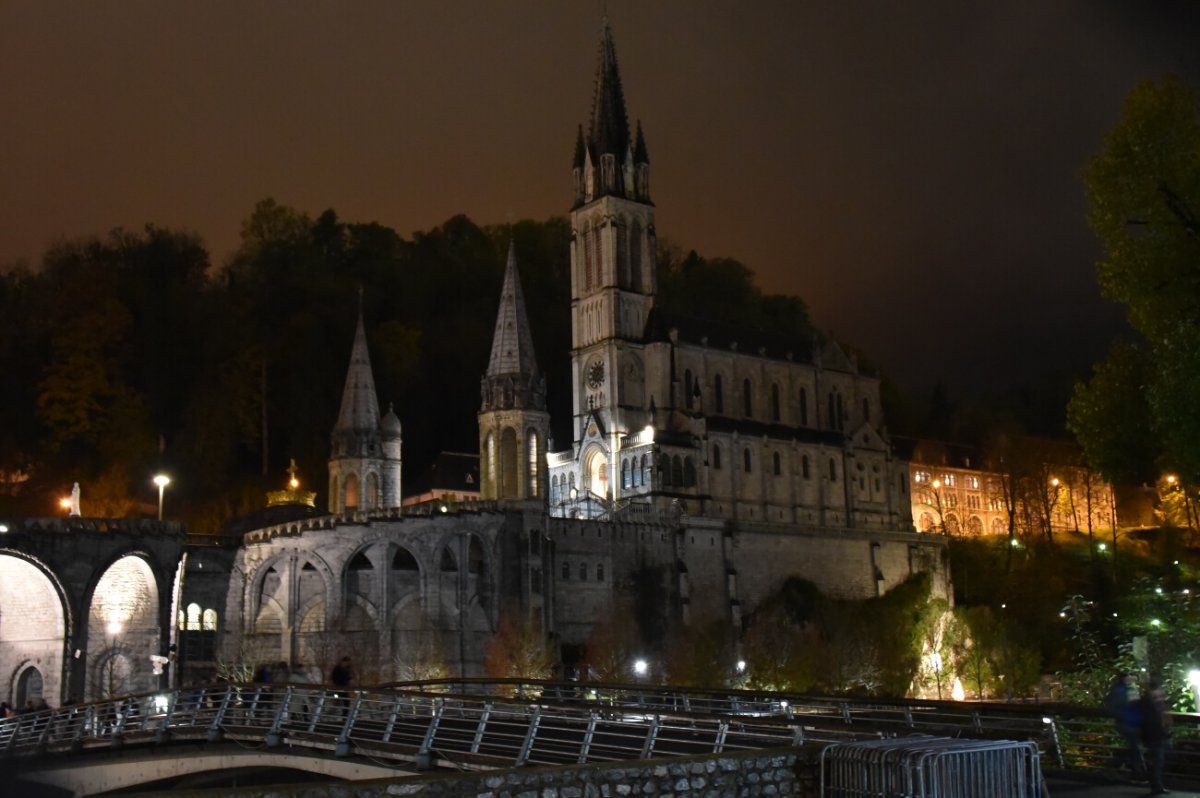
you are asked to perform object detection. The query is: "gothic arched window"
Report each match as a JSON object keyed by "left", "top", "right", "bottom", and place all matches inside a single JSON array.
[
  {"left": 829, "top": 459, "right": 838, "bottom": 481},
  {"left": 714, "top": 375, "right": 724, "bottom": 414},
  {"left": 744, "top": 448, "right": 753, "bottom": 473},
  {"left": 713, "top": 444, "right": 722, "bottom": 470},
  {"left": 672, "top": 455, "right": 683, "bottom": 486},
  {"left": 802, "top": 455, "right": 811, "bottom": 479},
  {"left": 527, "top": 429, "right": 540, "bottom": 497},
  {"left": 771, "top": 383, "right": 781, "bottom": 421},
  {"left": 773, "top": 452, "right": 782, "bottom": 476},
  {"left": 743, "top": 379, "right": 753, "bottom": 418},
  {"left": 684, "top": 369, "right": 694, "bottom": 409},
  {"left": 684, "top": 457, "right": 696, "bottom": 486},
  {"left": 630, "top": 220, "right": 643, "bottom": 292},
  {"left": 799, "top": 388, "right": 808, "bottom": 426},
  {"left": 641, "top": 455, "right": 650, "bottom": 487}
]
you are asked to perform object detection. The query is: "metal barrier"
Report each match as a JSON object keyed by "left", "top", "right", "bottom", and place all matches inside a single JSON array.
[
  {"left": 0, "top": 683, "right": 866, "bottom": 769},
  {"left": 3, "top": 679, "right": 1197, "bottom": 786},
  {"left": 820, "top": 736, "right": 1044, "bottom": 798}
]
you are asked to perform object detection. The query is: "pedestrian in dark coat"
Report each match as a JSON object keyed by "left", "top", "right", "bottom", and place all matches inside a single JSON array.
[{"left": 1137, "top": 681, "right": 1171, "bottom": 795}]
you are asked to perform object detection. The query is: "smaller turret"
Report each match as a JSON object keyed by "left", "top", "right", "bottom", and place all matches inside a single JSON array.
[{"left": 328, "top": 298, "right": 403, "bottom": 513}]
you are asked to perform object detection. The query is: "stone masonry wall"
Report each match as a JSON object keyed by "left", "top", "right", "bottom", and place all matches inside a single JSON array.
[{"left": 167, "top": 746, "right": 820, "bottom": 798}]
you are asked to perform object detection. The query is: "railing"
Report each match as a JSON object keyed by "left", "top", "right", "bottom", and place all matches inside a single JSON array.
[
  {"left": 390, "top": 679, "right": 1200, "bottom": 781},
  {"left": 0, "top": 683, "right": 867, "bottom": 770},
  {"left": 4, "top": 680, "right": 1198, "bottom": 786}
]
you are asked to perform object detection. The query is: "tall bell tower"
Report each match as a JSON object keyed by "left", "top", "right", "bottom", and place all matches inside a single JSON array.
[
  {"left": 479, "top": 242, "right": 550, "bottom": 502},
  {"left": 570, "top": 19, "right": 656, "bottom": 487}
]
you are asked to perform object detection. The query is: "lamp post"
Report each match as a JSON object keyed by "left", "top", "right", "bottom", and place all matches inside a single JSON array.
[{"left": 153, "top": 474, "right": 170, "bottom": 521}]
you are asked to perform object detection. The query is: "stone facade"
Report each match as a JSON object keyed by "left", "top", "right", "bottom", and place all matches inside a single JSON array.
[
  {"left": 0, "top": 518, "right": 183, "bottom": 705},
  {"left": 546, "top": 25, "right": 911, "bottom": 536}
]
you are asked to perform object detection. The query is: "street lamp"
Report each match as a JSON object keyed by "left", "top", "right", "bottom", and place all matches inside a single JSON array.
[
  {"left": 633, "top": 658, "right": 648, "bottom": 679},
  {"left": 153, "top": 474, "right": 171, "bottom": 521}
]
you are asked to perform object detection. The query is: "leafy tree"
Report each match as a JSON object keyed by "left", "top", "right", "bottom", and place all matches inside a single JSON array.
[
  {"left": 483, "top": 613, "right": 557, "bottom": 681},
  {"left": 1082, "top": 77, "right": 1200, "bottom": 485}
]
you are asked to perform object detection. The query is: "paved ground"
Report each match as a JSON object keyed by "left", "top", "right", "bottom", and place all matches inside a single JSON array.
[{"left": 1046, "top": 771, "right": 1200, "bottom": 796}]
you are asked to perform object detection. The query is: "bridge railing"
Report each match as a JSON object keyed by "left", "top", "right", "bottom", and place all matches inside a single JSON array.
[
  {"left": 387, "top": 678, "right": 1200, "bottom": 781},
  {"left": 0, "top": 683, "right": 868, "bottom": 769},
  {"left": 4, "top": 681, "right": 1197, "bottom": 784}
]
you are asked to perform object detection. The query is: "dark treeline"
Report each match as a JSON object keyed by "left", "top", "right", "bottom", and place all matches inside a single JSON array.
[{"left": 0, "top": 199, "right": 821, "bottom": 529}]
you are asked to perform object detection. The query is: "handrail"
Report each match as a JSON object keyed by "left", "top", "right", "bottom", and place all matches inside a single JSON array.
[{"left": 4, "top": 681, "right": 1198, "bottom": 783}]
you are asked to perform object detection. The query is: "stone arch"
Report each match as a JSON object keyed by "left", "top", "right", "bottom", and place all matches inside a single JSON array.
[
  {"left": 945, "top": 513, "right": 961, "bottom": 536},
  {"left": 918, "top": 512, "right": 934, "bottom": 532},
  {"left": 14, "top": 664, "right": 44, "bottom": 708},
  {"left": 500, "top": 427, "right": 519, "bottom": 499},
  {"left": 390, "top": 592, "right": 430, "bottom": 679},
  {"left": 966, "top": 516, "right": 984, "bottom": 536},
  {"left": 465, "top": 534, "right": 493, "bottom": 616},
  {"left": 0, "top": 552, "right": 68, "bottom": 707},
  {"left": 584, "top": 446, "right": 609, "bottom": 498},
  {"left": 484, "top": 432, "right": 496, "bottom": 496},
  {"left": 526, "top": 428, "right": 541, "bottom": 498},
  {"left": 86, "top": 554, "right": 160, "bottom": 700},
  {"left": 991, "top": 518, "right": 1007, "bottom": 535}
]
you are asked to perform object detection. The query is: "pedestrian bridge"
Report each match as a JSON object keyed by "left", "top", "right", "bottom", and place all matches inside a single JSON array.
[{"left": 4, "top": 679, "right": 1196, "bottom": 796}]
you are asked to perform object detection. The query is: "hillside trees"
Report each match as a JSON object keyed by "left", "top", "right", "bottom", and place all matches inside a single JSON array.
[{"left": 1072, "top": 77, "right": 1200, "bottom": 490}]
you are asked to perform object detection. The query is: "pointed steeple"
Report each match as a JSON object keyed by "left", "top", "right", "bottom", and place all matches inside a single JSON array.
[
  {"left": 487, "top": 241, "right": 540, "bottom": 379},
  {"left": 633, "top": 120, "right": 649, "bottom": 164},
  {"left": 589, "top": 19, "right": 631, "bottom": 161},
  {"left": 573, "top": 124, "right": 587, "bottom": 169},
  {"left": 331, "top": 300, "right": 382, "bottom": 458}
]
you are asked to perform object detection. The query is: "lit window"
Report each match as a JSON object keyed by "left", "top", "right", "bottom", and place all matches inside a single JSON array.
[
  {"left": 186, "top": 603, "right": 201, "bottom": 632},
  {"left": 202, "top": 609, "right": 218, "bottom": 631}
]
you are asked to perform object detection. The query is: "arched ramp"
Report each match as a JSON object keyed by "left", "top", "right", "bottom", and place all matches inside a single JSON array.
[{"left": 17, "top": 749, "right": 414, "bottom": 797}]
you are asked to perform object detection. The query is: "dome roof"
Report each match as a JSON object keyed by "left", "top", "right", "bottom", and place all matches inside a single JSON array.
[{"left": 381, "top": 403, "right": 402, "bottom": 437}]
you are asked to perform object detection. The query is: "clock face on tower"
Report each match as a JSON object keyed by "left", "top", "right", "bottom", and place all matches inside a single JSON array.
[{"left": 586, "top": 358, "right": 606, "bottom": 390}]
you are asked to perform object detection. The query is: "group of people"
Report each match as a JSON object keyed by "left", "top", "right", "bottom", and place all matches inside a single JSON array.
[
  {"left": 1105, "top": 672, "right": 1172, "bottom": 795},
  {"left": 0, "top": 698, "right": 50, "bottom": 718}
]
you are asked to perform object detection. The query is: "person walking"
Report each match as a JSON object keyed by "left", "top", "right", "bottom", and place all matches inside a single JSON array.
[
  {"left": 1105, "top": 671, "right": 1146, "bottom": 782},
  {"left": 1137, "top": 680, "right": 1172, "bottom": 795}
]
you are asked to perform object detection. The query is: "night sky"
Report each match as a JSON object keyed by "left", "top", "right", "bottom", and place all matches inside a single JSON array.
[{"left": 2, "top": 1, "right": 1198, "bottom": 397}]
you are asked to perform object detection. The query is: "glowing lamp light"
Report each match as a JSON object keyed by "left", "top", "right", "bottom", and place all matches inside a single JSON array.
[
  {"left": 1000, "top": 603, "right": 1007, "bottom": 609},
  {"left": 736, "top": 660, "right": 746, "bottom": 673},
  {"left": 1097, "top": 543, "right": 1107, "bottom": 552},
  {"left": 289, "top": 477, "right": 300, "bottom": 489},
  {"left": 1151, "top": 619, "right": 1162, "bottom": 627},
  {"left": 152, "top": 474, "right": 171, "bottom": 521},
  {"left": 106, "top": 621, "right": 122, "bottom": 637},
  {"left": 633, "top": 659, "right": 648, "bottom": 676},
  {"left": 1010, "top": 539, "right": 1020, "bottom": 548},
  {"left": 0, "top": 523, "right": 7, "bottom": 533},
  {"left": 1059, "top": 612, "right": 1067, "bottom": 618},
  {"left": 1166, "top": 474, "right": 1178, "bottom": 485},
  {"left": 779, "top": 700, "right": 789, "bottom": 709},
  {"left": 1188, "top": 670, "right": 1200, "bottom": 688},
  {"left": 931, "top": 479, "right": 941, "bottom": 490},
  {"left": 951, "top": 678, "right": 966, "bottom": 702},
  {"left": 1050, "top": 477, "right": 1060, "bottom": 487},
  {"left": 59, "top": 497, "right": 72, "bottom": 512},
  {"left": 1156, "top": 587, "right": 1164, "bottom": 594},
  {"left": 1042, "top": 716, "right": 1053, "bottom": 725}
]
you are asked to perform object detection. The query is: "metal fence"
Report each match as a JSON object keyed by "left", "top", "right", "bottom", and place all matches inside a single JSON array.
[
  {"left": 0, "top": 683, "right": 868, "bottom": 769},
  {"left": 4, "top": 679, "right": 1198, "bottom": 787},
  {"left": 820, "top": 737, "right": 1044, "bottom": 798}
]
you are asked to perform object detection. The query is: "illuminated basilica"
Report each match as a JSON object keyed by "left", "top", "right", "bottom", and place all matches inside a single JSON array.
[{"left": 1, "top": 22, "right": 946, "bottom": 705}]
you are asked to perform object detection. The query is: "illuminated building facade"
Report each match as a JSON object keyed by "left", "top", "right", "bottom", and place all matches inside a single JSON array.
[
  {"left": 546, "top": 23, "right": 912, "bottom": 535},
  {"left": 905, "top": 438, "right": 1117, "bottom": 538}
]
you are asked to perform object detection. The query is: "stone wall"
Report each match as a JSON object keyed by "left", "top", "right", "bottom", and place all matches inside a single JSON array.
[{"left": 168, "top": 746, "right": 820, "bottom": 798}]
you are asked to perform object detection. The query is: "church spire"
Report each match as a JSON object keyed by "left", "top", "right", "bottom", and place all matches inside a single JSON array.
[
  {"left": 331, "top": 301, "right": 382, "bottom": 458},
  {"left": 589, "top": 19, "right": 630, "bottom": 162},
  {"left": 576, "top": 19, "right": 649, "bottom": 204},
  {"left": 486, "top": 240, "right": 541, "bottom": 382}
]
